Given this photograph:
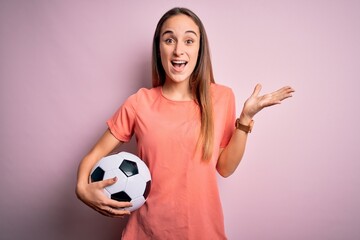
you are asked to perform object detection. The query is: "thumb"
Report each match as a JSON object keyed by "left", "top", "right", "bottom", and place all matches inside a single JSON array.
[
  {"left": 100, "top": 176, "right": 117, "bottom": 188},
  {"left": 251, "top": 84, "right": 262, "bottom": 97}
]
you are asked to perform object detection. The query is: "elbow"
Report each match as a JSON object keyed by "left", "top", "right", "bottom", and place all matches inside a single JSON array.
[
  {"left": 216, "top": 166, "right": 234, "bottom": 178},
  {"left": 216, "top": 150, "right": 242, "bottom": 178},
  {"left": 219, "top": 172, "right": 232, "bottom": 178}
]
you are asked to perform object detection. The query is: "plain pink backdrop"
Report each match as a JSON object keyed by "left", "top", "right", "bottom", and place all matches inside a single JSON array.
[{"left": 1, "top": 0, "right": 360, "bottom": 239}]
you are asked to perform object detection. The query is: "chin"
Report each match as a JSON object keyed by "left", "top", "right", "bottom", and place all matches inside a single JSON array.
[{"left": 167, "top": 75, "right": 190, "bottom": 83}]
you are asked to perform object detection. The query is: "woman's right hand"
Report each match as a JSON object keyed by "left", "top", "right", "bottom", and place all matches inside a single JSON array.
[
  {"left": 76, "top": 129, "right": 132, "bottom": 217},
  {"left": 76, "top": 176, "right": 132, "bottom": 218}
]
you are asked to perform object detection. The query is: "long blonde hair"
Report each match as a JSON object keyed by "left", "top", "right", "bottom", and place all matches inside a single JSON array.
[{"left": 152, "top": 7, "right": 215, "bottom": 161}]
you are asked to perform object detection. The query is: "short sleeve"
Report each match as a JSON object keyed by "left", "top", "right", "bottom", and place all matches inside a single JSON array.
[
  {"left": 220, "top": 88, "right": 236, "bottom": 148},
  {"left": 107, "top": 94, "right": 137, "bottom": 142}
]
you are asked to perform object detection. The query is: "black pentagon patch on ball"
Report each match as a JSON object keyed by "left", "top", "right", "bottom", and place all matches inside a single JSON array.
[
  {"left": 111, "top": 191, "right": 132, "bottom": 202},
  {"left": 144, "top": 181, "right": 151, "bottom": 199},
  {"left": 90, "top": 167, "right": 105, "bottom": 182},
  {"left": 119, "top": 160, "right": 138, "bottom": 177}
]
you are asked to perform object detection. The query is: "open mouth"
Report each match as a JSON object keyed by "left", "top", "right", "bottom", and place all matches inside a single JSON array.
[{"left": 171, "top": 60, "right": 188, "bottom": 71}]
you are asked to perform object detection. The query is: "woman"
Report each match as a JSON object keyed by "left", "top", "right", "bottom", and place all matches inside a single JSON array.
[{"left": 76, "top": 7, "right": 294, "bottom": 239}]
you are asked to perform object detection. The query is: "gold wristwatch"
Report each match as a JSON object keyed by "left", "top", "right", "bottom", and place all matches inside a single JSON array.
[{"left": 235, "top": 118, "right": 254, "bottom": 133}]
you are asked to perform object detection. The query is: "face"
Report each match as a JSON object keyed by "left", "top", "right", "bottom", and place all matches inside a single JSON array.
[{"left": 159, "top": 14, "right": 200, "bottom": 85}]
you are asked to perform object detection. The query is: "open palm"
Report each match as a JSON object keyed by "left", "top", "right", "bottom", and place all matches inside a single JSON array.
[{"left": 242, "top": 84, "right": 295, "bottom": 119}]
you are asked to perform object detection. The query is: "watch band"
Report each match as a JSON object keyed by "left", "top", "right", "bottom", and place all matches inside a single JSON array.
[{"left": 235, "top": 118, "right": 254, "bottom": 133}]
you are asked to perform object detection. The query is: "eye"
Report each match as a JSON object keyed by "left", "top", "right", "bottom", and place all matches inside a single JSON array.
[
  {"left": 165, "top": 38, "right": 175, "bottom": 44},
  {"left": 185, "top": 39, "right": 194, "bottom": 45}
]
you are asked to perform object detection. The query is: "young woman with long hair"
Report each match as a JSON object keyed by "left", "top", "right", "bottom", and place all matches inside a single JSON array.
[{"left": 76, "top": 7, "right": 294, "bottom": 239}]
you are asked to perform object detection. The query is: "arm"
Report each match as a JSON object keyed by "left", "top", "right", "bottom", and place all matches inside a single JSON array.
[
  {"left": 216, "top": 84, "right": 295, "bottom": 177},
  {"left": 76, "top": 129, "right": 132, "bottom": 217}
]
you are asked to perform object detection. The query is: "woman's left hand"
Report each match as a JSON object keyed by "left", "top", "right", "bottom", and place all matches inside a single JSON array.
[{"left": 242, "top": 84, "right": 295, "bottom": 120}]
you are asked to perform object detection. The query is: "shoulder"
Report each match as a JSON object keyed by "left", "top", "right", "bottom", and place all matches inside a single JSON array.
[
  {"left": 132, "top": 87, "right": 160, "bottom": 98},
  {"left": 126, "top": 87, "right": 161, "bottom": 104}
]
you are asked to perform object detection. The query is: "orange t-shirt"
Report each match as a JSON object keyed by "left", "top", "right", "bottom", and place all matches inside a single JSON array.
[{"left": 107, "top": 83, "right": 236, "bottom": 239}]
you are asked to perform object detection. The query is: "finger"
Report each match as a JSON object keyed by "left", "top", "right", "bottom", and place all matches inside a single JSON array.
[
  {"left": 279, "top": 87, "right": 295, "bottom": 100},
  {"left": 97, "top": 207, "right": 118, "bottom": 217},
  {"left": 272, "top": 86, "right": 294, "bottom": 98},
  {"left": 98, "top": 176, "right": 118, "bottom": 188},
  {"left": 285, "top": 86, "right": 295, "bottom": 92},
  {"left": 106, "top": 208, "right": 130, "bottom": 217},
  {"left": 110, "top": 207, "right": 131, "bottom": 216},
  {"left": 272, "top": 88, "right": 293, "bottom": 105},
  {"left": 95, "top": 204, "right": 128, "bottom": 217},
  {"left": 279, "top": 86, "right": 295, "bottom": 95},
  {"left": 107, "top": 198, "right": 133, "bottom": 209},
  {"left": 102, "top": 206, "right": 131, "bottom": 218},
  {"left": 95, "top": 199, "right": 132, "bottom": 217},
  {"left": 251, "top": 84, "right": 262, "bottom": 97}
]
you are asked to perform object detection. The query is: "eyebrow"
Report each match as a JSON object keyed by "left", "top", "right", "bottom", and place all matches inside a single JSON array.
[{"left": 161, "top": 30, "right": 198, "bottom": 37}]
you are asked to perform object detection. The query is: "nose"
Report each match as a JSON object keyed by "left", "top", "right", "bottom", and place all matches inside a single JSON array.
[{"left": 173, "top": 42, "right": 184, "bottom": 56}]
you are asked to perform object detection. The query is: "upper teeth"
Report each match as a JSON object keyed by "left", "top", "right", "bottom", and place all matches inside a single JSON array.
[{"left": 172, "top": 60, "right": 186, "bottom": 64}]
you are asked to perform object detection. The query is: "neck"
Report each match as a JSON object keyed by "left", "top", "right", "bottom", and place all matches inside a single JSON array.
[{"left": 162, "top": 79, "right": 193, "bottom": 101}]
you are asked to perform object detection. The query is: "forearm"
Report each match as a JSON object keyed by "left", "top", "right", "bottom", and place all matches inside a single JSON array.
[
  {"left": 216, "top": 113, "right": 252, "bottom": 177},
  {"left": 76, "top": 129, "right": 121, "bottom": 196},
  {"left": 76, "top": 154, "right": 99, "bottom": 193},
  {"left": 76, "top": 148, "right": 110, "bottom": 202},
  {"left": 216, "top": 84, "right": 294, "bottom": 177}
]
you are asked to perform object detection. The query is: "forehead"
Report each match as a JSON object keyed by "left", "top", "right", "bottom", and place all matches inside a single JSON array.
[{"left": 161, "top": 14, "right": 200, "bottom": 35}]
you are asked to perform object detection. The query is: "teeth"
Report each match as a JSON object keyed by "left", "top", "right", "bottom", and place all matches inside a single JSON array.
[{"left": 172, "top": 60, "right": 187, "bottom": 64}]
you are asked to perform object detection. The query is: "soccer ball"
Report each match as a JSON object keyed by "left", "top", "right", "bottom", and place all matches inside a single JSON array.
[{"left": 89, "top": 151, "right": 151, "bottom": 212}]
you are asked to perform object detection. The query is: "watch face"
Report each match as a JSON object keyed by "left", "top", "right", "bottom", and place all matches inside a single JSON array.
[{"left": 235, "top": 119, "right": 254, "bottom": 133}]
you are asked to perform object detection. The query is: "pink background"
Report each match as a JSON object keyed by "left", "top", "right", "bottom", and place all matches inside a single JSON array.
[{"left": 1, "top": 0, "right": 360, "bottom": 239}]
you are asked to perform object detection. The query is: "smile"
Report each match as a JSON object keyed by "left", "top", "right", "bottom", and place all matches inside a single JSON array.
[{"left": 171, "top": 60, "right": 188, "bottom": 68}]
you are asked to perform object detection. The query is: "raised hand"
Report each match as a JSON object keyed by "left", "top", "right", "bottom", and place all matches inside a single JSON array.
[{"left": 242, "top": 84, "right": 295, "bottom": 120}]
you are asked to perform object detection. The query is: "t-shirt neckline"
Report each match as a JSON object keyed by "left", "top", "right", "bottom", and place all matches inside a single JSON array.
[{"left": 158, "top": 86, "right": 195, "bottom": 103}]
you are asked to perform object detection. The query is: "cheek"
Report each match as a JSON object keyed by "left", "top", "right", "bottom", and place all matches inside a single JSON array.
[
  {"left": 159, "top": 52, "right": 167, "bottom": 69},
  {"left": 160, "top": 58, "right": 169, "bottom": 73},
  {"left": 159, "top": 46, "right": 170, "bottom": 67},
  {"left": 190, "top": 50, "right": 199, "bottom": 66},
  {"left": 190, "top": 44, "right": 200, "bottom": 61}
]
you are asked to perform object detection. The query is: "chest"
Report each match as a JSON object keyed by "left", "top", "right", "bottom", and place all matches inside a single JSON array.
[{"left": 134, "top": 100, "right": 201, "bottom": 152}]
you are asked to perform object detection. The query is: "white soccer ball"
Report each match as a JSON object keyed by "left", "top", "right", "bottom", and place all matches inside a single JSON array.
[{"left": 89, "top": 152, "right": 151, "bottom": 212}]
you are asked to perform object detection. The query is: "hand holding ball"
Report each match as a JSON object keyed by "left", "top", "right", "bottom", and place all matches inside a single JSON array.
[{"left": 90, "top": 152, "right": 151, "bottom": 212}]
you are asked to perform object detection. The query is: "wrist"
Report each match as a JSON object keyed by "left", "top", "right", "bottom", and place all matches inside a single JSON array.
[
  {"left": 239, "top": 112, "right": 253, "bottom": 125},
  {"left": 235, "top": 115, "right": 254, "bottom": 134}
]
